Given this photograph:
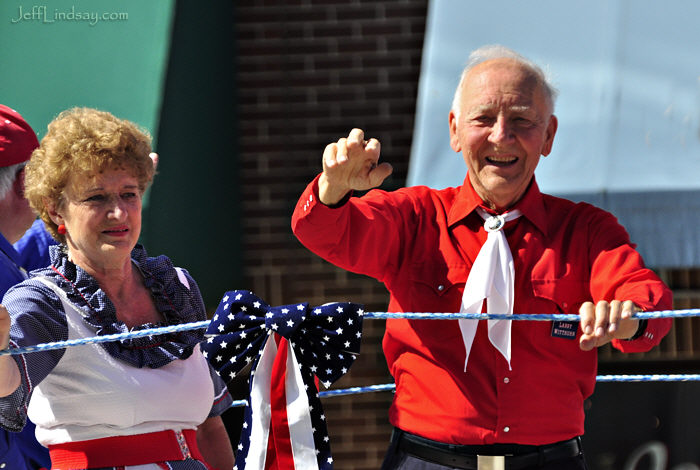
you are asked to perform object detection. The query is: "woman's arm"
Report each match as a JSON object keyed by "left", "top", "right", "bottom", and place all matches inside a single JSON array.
[
  {"left": 0, "top": 305, "right": 21, "bottom": 397},
  {"left": 196, "top": 415, "right": 234, "bottom": 470}
]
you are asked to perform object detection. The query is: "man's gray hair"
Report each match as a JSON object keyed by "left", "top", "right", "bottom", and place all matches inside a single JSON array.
[
  {"left": 0, "top": 162, "right": 26, "bottom": 200},
  {"left": 451, "top": 44, "right": 558, "bottom": 116}
]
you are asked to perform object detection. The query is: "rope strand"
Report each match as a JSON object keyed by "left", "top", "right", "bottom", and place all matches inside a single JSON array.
[
  {"left": 228, "top": 375, "right": 700, "bottom": 407},
  {"left": 3, "top": 311, "right": 698, "bottom": 395},
  {"left": 2, "top": 309, "right": 699, "bottom": 357}
]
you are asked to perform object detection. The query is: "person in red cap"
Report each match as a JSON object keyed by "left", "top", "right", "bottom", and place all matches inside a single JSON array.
[
  {"left": 0, "top": 104, "right": 41, "bottom": 292},
  {"left": 0, "top": 107, "right": 233, "bottom": 470},
  {"left": 0, "top": 104, "right": 52, "bottom": 469}
]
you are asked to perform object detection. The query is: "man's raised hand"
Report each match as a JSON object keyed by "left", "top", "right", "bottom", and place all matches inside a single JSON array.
[{"left": 319, "top": 128, "right": 393, "bottom": 206}]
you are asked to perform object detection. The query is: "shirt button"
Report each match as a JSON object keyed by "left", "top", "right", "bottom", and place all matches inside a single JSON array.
[
  {"left": 503, "top": 426, "right": 510, "bottom": 433},
  {"left": 503, "top": 377, "right": 510, "bottom": 384},
  {"left": 437, "top": 285, "right": 444, "bottom": 291}
]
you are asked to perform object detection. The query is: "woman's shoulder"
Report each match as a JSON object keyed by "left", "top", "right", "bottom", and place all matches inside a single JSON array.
[
  {"left": 7, "top": 266, "right": 64, "bottom": 300},
  {"left": 3, "top": 268, "right": 67, "bottom": 327},
  {"left": 133, "top": 245, "right": 181, "bottom": 283},
  {"left": 133, "top": 245, "right": 206, "bottom": 322},
  {"left": 136, "top": 247, "right": 196, "bottom": 294}
]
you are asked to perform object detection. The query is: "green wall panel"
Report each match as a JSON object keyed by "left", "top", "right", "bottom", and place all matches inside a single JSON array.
[
  {"left": 0, "top": 0, "right": 174, "bottom": 141},
  {"left": 0, "top": 0, "right": 243, "bottom": 308}
]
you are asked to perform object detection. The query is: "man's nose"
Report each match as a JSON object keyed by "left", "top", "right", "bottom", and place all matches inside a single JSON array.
[{"left": 488, "top": 116, "right": 513, "bottom": 143}]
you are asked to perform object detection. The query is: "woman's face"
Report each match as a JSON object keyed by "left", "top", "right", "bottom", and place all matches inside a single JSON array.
[{"left": 51, "top": 167, "right": 142, "bottom": 272}]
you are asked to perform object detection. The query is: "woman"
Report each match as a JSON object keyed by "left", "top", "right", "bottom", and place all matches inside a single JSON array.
[{"left": 0, "top": 108, "right": 235, "bottom": 470}]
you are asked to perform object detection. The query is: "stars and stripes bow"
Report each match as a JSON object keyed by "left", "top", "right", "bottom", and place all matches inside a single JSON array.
[{"left": 201, "top": 290, "right": 364, "bottom": 470}]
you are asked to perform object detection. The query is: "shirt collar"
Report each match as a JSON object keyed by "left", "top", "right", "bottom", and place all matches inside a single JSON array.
[{"left": 447, "top": 173, "right": 549, "bottom": 236}]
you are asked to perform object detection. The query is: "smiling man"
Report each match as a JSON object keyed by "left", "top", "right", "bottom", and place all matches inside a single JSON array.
[
  {"left": 449, "top": 56, "right": 557, "bottom": 212},
  {"left": 291, "top": 45, "right": 672, "bottom": 469}
]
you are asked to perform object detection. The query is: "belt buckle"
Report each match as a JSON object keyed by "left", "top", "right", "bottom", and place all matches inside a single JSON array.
[
  {"left": 174, "top": 430, "right": 193, "bottom": 460},
  {"left": 477, "top": 455, "right": 505, "bottom": 470}
]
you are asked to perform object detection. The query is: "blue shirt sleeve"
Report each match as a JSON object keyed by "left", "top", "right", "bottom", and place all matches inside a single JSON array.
[
  {"left": 207, "top": 363, "right": 234, "bottom": 418},
  {"left": 0, "top": 233, "right": 28, "bottom": 296},
  {"left": 0, "top": 280, "right": 68, "bottom": 432},
  {"left": 13, "top": 219, "right": 57, "bottom": 272},
  {"left": 176, "top": 268, "right": 234, "bottom": 416}
]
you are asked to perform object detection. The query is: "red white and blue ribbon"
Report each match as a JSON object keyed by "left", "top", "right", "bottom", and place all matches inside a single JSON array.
[{"left": 201, "top": 290, "right": 364, "bottom": 470}]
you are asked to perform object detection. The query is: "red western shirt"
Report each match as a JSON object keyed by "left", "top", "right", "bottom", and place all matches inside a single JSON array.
[{"left": 291, "top": 174, "right": 672, "bottom": 446}]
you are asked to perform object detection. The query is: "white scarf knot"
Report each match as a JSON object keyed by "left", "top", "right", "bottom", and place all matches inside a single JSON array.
[{"left": 458, "top": 208, "right": 522, "bottom": 372}]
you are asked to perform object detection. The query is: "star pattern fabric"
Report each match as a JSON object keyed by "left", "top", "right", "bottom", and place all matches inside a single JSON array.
[{"left": 201, "top": 290, "right": 364, "bottom": 470}]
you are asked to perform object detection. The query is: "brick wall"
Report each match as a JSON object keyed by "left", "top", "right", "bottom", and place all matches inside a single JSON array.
[
  {"left": 235, "top": 1, "right": 429, "bottom": 468},
  {"left": 233, "top": 1, "right": 700, "bottom": 468}
]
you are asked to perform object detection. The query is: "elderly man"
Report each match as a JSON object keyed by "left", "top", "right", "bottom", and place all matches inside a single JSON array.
[
  {"left": 0, "top": 104, "right": 51, "bottom": 469},
  {"left": 291, "top": 46, "right": 672, "bottom": 469}
]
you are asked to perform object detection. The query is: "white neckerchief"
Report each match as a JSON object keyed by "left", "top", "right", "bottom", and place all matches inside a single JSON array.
[{"left": 458, "top": 207, "right": 522, "bottom": 372}]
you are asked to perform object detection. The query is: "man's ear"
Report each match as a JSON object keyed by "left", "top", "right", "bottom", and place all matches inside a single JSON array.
[
  {"left": 541, "top": 114, "right": 558, "bottom": 157},
  {"left": 448, "top": 111, "right": 461, "bottom": 153},
  {"left": 12, "top": 167, "right": 26, "bottom": 199}
]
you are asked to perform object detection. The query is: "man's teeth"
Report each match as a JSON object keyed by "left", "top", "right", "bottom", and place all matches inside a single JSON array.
[{"left": 487, "top": 156, "right": 516, "bottom": 163}]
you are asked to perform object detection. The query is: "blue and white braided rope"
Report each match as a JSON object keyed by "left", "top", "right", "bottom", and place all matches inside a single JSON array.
[
  {"left": 2, "top": 310, "right": 698, "bottom": 356},
  {"left": 2, "top": 311, "right": 698, "bottom": 394}
]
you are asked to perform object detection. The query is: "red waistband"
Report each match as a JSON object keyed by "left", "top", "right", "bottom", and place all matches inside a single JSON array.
[{"left": 48, "top": 429, "right": 207, "bottom": 469}]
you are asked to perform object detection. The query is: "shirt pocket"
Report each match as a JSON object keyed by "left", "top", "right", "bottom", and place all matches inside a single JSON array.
[
  {"left": 407, "top": 261, "right": 469, "bottom": 313},
  {"left": 531, "top": 278, "right": 590, "bottom": 314},
  {"left": 405, "top": 261, "right": 469, "bottom": 342}
]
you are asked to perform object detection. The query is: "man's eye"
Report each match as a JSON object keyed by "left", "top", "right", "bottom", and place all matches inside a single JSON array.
[{"left": 513, "top": 117, "right": 534, "bottom": 126}]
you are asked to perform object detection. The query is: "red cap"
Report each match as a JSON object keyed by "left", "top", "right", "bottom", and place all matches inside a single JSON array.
[{"left": 0, "top": 104, "right": 39, "bottom": 168}]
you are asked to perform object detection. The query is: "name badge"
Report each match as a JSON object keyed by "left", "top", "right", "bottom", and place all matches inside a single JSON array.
[{"left": 551, "top": 321, "right": 577, "bottom": 340}]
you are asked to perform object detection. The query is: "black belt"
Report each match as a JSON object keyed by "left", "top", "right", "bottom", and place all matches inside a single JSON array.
[{"left": 395, "top": 430, "right": 582, "bottom": 470}]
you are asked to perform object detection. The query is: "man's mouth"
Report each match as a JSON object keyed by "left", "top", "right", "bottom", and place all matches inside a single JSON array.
[{"left": 485, "top": 155, "right": 518, "bottom": 166}]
